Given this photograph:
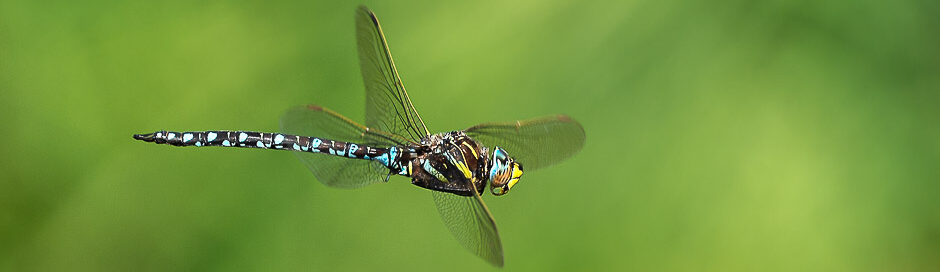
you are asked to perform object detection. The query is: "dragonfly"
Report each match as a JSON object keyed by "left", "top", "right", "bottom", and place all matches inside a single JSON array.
[{"left": 133, "top": 6, "right": 584, "bottom": 267}]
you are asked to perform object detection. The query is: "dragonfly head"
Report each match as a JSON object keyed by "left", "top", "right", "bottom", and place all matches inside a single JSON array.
[{"left": 489, "top": 146, "right": 523, "bottom": 196}]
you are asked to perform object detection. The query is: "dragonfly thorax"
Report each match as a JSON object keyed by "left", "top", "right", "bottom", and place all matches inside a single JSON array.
[
  {"left": 404, "top": 132, "right": 484, "bottom": 196},
  {"left": 403, "top": 131, "right": 524, "bottom": 196}
]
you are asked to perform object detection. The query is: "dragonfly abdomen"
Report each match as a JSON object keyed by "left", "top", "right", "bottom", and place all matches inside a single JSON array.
[{"left": 133, "top": 130, "right": 403, "bottom": 166}]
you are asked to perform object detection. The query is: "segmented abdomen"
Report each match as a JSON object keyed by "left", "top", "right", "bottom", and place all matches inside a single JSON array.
[{"left": 133, "top": 130, "right": 406, "bottom": 167}]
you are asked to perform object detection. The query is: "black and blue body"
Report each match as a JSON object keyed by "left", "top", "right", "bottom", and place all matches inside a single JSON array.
[
  {"left": 134, "top": 120, "right": 497, "bottom": 197},
  {"left": 133, "top": 6, "right": 584, "bottom": 267},
  {"left": 134, "top": 129, "right": 414, "bottom": 182}
]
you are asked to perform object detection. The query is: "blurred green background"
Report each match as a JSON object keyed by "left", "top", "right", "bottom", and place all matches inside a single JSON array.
[{"left": 2, "top": 0, "right": 938, "bottom": 271}]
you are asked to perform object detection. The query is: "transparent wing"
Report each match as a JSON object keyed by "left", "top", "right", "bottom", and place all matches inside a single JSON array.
[
  {"left": 356, "top": 5, "right": 430, "bottom": 142},
  {"left": 465, "top": 115, "right": 585, "bottom": 171},
  {"left": 280, "top": 105, "right": 413, "bottom": 188},
  {"left": 432, "top": 182, "right": 504, "bottom": 267}
]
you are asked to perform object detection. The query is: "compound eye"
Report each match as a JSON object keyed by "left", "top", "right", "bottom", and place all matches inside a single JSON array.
[{"left": 493, "top": 146, "right": 508, "bottom": 160}]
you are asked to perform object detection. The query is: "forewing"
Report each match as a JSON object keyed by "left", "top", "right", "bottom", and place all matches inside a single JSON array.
[
  {"left": 432, "top": 185, "right": 504, "bottom": 267},
  {"left": 356, "top": 6, "right": 430, "bottom": 142},
  {"left": 280, "top": 105, "right": 410, "bottom": 188},
  {"left": 465, "top": 115, "right": 585, "bottom": 171}
]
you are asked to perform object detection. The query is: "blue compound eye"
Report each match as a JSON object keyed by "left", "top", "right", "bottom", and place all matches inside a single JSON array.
[{"left": 493, "top": 146, "right": 508, "bottom": 160}]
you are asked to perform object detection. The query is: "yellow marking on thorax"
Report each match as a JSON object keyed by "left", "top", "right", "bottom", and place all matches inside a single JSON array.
[
  {"left": 461, "top": 141, "right": 479, "bottom": 158},
  {"left": 447, "top": 148, "right": 474, "bottom": 181},
  {"left": 454, "top": 161, "right": 472, "bottom": 180}
]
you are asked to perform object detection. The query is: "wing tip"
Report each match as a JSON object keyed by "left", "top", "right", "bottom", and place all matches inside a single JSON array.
[
  {"left": 357, "top": 5, "right": 378, "bottom": 22},
  {"left": 493, "top": 255, "right": 505, "bottom": 267},
  {"left": 556, "top": 114, "right": 586, "bottom": 135}
]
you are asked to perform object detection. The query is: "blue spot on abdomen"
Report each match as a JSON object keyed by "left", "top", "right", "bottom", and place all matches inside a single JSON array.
[
  {"left": 348, "top": 144, "right": 359, "bottom": 158},
  {"left": 311, "top": 138, "right": 322, "bottom": 152},
  {"left": 376, "top": 154, "right": 390, "bottom": 166}
]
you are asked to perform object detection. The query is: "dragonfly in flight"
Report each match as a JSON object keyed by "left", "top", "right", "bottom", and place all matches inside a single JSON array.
[{"left": 134, "top": 6, "right": 585, "bottom": 267}]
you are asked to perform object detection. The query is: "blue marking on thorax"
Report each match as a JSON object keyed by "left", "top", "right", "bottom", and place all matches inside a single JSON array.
[
  {"left": 389, "top": 147, "right": 398, "bottom": 160},
  {"left": 348, "top": 144, "right": 359, "bottom": 158},
  {"left": 311, "top": 138, "right": 322, "bottom": 152},
  {"left": 443, "top": 152, "right": 457, "bottom": 164},
  {"left": 423, "top": 160, "right": 437, "bottom": 175},
  {"left": 422, "top": 159, "right": 445, "bottom": 181},
  {"left": 292, "top": 143, "right": 301, "bottom": 150},
  {"left": 222, "top": 140, "right": 231, "bottom": 146},
  {"left": 238, "top": 132, "right": 248, "bottom": 142},
  {"left": 182, "top": 133, "right": 193, "bottom": 142},
  {"left": 397, "top": 166, "right": 408, "bottom": 175},
  {"left": 274, "top": 134, "right": 284, "bottom": 145},
  {"left": 207, "top": 132, "right": 217, "bottom": 142}
]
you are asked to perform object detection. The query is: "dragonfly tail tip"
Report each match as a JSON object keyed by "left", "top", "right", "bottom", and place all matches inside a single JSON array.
[{"left": 133, "top": 133, "right": 156, "bottom": 142}]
